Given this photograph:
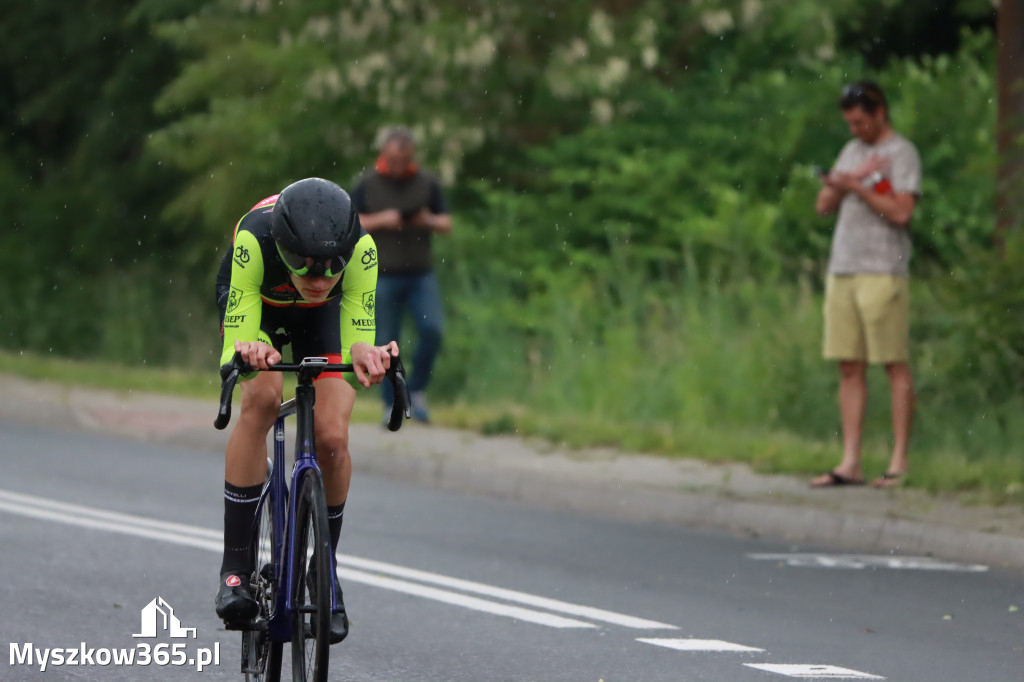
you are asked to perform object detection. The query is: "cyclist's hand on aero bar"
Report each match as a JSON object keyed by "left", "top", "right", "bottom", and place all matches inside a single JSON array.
[
  {"left": 234, "top": 339, "right": 281, "bottom": 372},
  {"left": 350, "top": 341, "right": 399, "bottom": 388}
]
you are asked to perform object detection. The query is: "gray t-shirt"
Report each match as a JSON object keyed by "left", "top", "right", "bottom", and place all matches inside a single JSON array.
[{"left": 827, "top": 132, "right": 922, "bottom": 276}]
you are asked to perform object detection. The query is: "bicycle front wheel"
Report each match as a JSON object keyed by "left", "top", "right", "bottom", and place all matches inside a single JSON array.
[
  {"left": 244, "top": 476, "right": 283, "bottom": 682},
  {"left": 290, "top": 469, "right": 332, "bottom": 682}
]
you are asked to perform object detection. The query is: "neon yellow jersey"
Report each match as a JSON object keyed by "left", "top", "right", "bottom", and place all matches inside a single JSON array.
[{"left": 217, "top": 195, "right": 379, "bottom": 382}]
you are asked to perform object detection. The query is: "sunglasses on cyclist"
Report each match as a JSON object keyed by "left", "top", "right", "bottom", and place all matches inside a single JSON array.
[{"left": 276, "top": 243, "right": 348, "bottom": 278}]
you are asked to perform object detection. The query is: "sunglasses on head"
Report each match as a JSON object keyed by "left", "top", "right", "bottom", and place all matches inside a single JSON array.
[
  {"left": 840, "top": 83, "right": 884, "bottom": 109},
  {"left": 276, "top": 243, "right": 347, "bottom": 278}
]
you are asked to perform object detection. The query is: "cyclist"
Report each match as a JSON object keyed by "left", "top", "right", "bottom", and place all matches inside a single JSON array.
[{"left": 213, "top": 177, "right": 397, "bottom": 643}]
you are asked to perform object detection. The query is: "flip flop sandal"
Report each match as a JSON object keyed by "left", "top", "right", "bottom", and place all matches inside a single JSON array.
[{"left": 811, "top": 470, "right": 865, "bottom": 487}]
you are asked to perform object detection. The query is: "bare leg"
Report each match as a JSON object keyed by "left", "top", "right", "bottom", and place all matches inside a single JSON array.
[
  {"left": 838, "top": 360, "right": 869, "bottom": 472},
  {"left": 877, "top": 361, "right": 914, "bottom": 485},
  {"left": 811, "top": 360, "right": 867, "bottom": 485},
  {"left": 225, "top": 371, "right": 283, "bottom": 486},
  {"left": 311, "top": 377, "right": 357, "bottom": 506}
]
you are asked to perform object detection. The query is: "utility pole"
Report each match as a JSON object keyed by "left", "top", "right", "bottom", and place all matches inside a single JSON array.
[{"left": 997, "top": 0, "right": 1024, "bottom": 249}]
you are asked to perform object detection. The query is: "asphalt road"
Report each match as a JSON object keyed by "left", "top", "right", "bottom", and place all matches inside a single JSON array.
[{"left": 0, "top": 419, "right": 1021, "bottom": 681}]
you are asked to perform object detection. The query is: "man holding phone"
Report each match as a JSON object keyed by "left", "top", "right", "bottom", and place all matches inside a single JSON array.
[
  {"left": 812, "top": 81, "right": 922, "bottom": 489},
  {"left": 352, "top": 127, "right": 452, "bottom": 424}
]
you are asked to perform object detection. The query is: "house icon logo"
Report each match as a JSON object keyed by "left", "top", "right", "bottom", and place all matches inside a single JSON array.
[{"left": 132, "top": 597, "right": 197, "bottom": 639}]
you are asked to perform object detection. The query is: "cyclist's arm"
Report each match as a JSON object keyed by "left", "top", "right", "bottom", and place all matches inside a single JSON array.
[
  {"left": 338, "top": 233, "right": 379, "bottom": 388},
  {"left": 219, "top": 230, "right": 270, "bottom": 370}
]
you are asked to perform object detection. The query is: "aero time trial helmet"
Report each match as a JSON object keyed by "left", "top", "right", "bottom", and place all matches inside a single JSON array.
[{"left": 270, "top": 177, "right": 361, "bottom": 278}]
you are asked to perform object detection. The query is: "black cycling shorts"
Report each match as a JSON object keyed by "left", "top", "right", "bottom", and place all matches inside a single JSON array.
[{"left": 216, "top": 285, "right": 341, "bottom": 362}]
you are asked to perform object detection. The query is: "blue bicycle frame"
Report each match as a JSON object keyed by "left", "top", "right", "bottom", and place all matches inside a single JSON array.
[{"left": 261, "top": 381, "right": 337, "bottom": 644}]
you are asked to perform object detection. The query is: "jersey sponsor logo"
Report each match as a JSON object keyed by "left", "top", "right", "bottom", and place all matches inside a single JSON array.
[
  {"left": 351, "top": 318, "right": 375, "bottom": 329},
  {"left": 362, "top": 292, "right": 375, "bottom": 317},
  {"left": 233, "top": 245, "right": 250, "bottom": 267},
  {"left": 224, "top": 314, "right": 247, "bottom": 324},
  {"left": 226, "top": 287, "right": 243, "bottom": 313},
  {"left": 362, "top": 247, "right": 378, "bottom": 271}
]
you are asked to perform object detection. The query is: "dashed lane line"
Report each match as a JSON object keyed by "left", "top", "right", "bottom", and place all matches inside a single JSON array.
[
  {"left": 635, "top": 638, "right": 886, "bottom": 679},
  {"left": 637, "top": 638, "right": 764, "bottom": 652},
  {"left": 748, "top": 553, "right": 987, "bottom": 572},
  {"left": 744, "top": 663, "right": 885, "bottom": 679}
]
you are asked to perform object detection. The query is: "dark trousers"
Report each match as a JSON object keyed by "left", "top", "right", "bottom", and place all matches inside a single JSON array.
[{"left": 375, "top": 271, "right": 444, "bottom": 405}]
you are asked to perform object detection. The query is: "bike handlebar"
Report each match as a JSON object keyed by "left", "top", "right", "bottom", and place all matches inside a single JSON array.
[{"left": 214, "top": 352, "right": 411, "bottom": 432}]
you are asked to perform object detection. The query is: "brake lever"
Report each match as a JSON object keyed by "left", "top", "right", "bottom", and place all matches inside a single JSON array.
[
  {"left": 386, "top": 355, "right": 411, "bottom": 432},
  {"left": 214, "top": 367, "right": 239, "bottom": 430},
  {"left": 214, "top": 352, "right": 253, "bottom": 430}
]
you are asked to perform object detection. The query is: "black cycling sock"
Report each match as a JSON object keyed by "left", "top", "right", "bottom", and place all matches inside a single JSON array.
[
  {"left": 220, "top": 481, "right": 263, "bottom": 577},
  {"left": 327, "top": 502, "right": 345, "bottom": 555}
]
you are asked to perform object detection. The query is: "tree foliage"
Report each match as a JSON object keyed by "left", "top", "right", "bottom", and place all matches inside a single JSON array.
[{"left": 0, "top": 0, "right": 1015, "bottom": 405}]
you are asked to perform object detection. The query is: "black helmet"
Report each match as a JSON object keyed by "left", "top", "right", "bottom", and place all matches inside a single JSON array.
[{"left": 270, "top": 177, "right": 360, "bottom": 277}]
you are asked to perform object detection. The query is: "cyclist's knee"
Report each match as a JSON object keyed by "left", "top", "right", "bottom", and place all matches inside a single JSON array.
[
  {"left": 316, "top": 426, "right": 350, "bottom": 473},
  {"left": 239, "top": 379, "right": 281, "bottom": 428}
]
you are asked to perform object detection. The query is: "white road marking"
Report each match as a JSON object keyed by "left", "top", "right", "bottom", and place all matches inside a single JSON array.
[
  {"left": 338, "top": 554, "right": 678, "bottom": 630},
  {"left": 0, "top": 489, "right": 663, "bottom": 630},
  {"left": 748, "top": 553, "right": 988, "bottom": 573},
  {"left": 338, "top": 568, "right": 593, "bottom": 629},
  {"left": 0, "top": 496, "right": 223, "bottom": 553},
  {"left": 0, "top": 488, "right": 222, "bottom": 538},
  {"left": 744, "top": 663, "right": 884, "bottom": 679},
  {"left": 637, "top": 638, "right": 764, "bottom": 652}
]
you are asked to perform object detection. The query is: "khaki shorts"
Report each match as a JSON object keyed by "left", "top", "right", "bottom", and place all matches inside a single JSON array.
[{"left": 823, "top": 274, "right": 909, "bottom": 364}]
